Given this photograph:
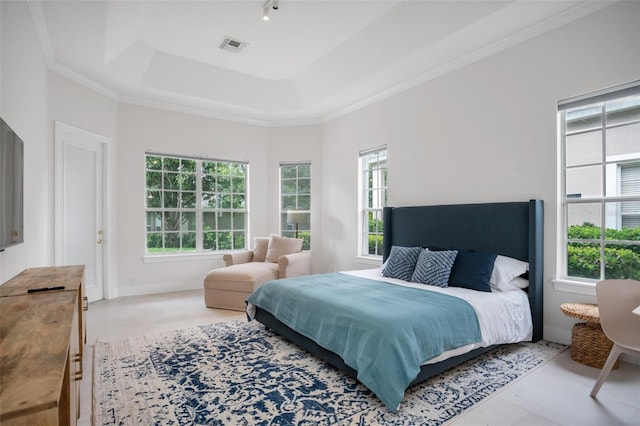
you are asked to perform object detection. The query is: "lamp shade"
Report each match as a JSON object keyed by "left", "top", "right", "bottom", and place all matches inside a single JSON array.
[{"left": 287, "top": 211, "right": 308, "bottom": 225}]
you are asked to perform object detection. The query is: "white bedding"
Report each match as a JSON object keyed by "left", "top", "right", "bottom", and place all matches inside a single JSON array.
[{"left": 342, "top": 268, "right": 533, "bottom": 365}]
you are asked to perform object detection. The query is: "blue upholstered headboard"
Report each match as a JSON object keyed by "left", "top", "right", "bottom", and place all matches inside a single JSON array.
[{"left": 382, "top": 200, "right": 544, "bottom": 342}]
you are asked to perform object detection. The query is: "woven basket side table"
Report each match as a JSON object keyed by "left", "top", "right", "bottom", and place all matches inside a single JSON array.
[{"left": 560, "top": 303, "right": 619, "bottom": 369}]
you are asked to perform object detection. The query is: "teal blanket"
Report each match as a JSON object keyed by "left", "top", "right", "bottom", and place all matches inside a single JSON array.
[{"left": 246, "top": 273, "right": 482, "bottom": 411}]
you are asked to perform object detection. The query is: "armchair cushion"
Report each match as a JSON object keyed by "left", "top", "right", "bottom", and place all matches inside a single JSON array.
[
  {"left": 252, "top": 237, "right": 270, "bottom": 262},
  {"left": 265, "top": 235, "right": 303, "bottom": 263}
]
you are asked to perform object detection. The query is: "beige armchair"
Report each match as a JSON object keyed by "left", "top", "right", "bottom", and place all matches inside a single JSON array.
[{"left": 203, "top": 236, "right": 311, "bottom": 311}]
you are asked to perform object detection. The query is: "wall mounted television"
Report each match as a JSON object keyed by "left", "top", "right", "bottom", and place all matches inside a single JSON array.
[{"left": 0, "top": 117, "right": 24, "bottom": 251}]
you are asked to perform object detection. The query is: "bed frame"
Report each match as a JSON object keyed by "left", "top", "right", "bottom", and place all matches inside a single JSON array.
[{"left": 254, "top": 199, "right": 544, "bottom": 388}]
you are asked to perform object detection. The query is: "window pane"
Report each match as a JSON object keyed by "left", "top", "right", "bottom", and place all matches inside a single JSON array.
[
  {"left": 219, "top": 194, "right": 231, "bottom": 209},
  {"left": 202, "top": 175, "right": 216, "bottom": 192},
  {"left": 181, "top": 192, "right": 196, "bottom": 208},
  {"left": 203, "top": 231, "right": 216, "bottom": 250},
  {"left": 605, "top": 96, "right": 640, "bottom": 126},
  {"left": 233, "top": 212, "right": 245, "bottom": 229},
  {"left": 231, "top": 163, "right": 246, "bottom": 176},
  {"left": 165, "top": 232, "right": 180, "bottom": 250},
  {"left": 146, "top": 156, "right": 162, "bottom": 170},
  {"left": 567, "top": 242, "right": 600, "bottom": 279},
  {"left": 218, "top": 176, "right": 231, "bottom": 193},
  {"left": 146, "top": 211, "right": 162, "bottom": 231},
  {"left": 299, "top": 165, "right": 311, "bottom": 178},
  {"left": 282, "top": 195, "right": 296, "bottom": 210},
  {"left": 232, "top": 194, "right": 246, "bottom": 209},
  {"left": 146, "top": 171, "right": 162, "bottom": 189},
  {"left": 163, "top": 158, "right": 180, "bottom": 172},
  {"left": 184, "top": 212, "right": 196, "bottom": 231},
  {"left": 163, "top": 212, "right": 181, "bottom": 231},
  {"left": 566, "top": 131, "right": 601, "bottom": 167},
  {"left": 218, "top": 232, "right": 232, "bottom": 250},
  {"left": 146, "top": 191, "right": 161, "bottom": 208},
  {"left": 218, "top": 212, "right": 231, "bottom": 229},
  {"left": 232, "top": 177, "right": 245, "bottom": 194},
  {"left": 567, "top": 203, "right": 601, "bottom": 238},
  {"left": 367, "top": 211, "right": 383, "bottom": 256},
  {"left": 181, "top": 232, "right": 196, "bottom": 251},
  {"left": 233, "top": 232, "right": 245, "bottom": 249},
  {"left": 181, "top": 159, "right": 196, "bottom": 173},
  {"left": 282, "top": 166, "right": 296, "bottom": 179},
  {"left": 181, "top": 173, "right": 196, "bottom": 191},
  {"left": 164, "top": 174, "right": 180, "bottom": 190},
  {"left": 297, "top": 195, "right": 311, "bottom": 210},
  {"left": 606, "top": 123, "right": 640, "bottom": 158},
  {"left": 604, "top": 201, "right": 640, "bottom": 237},
  {"left": 164, "top": 191, "right": 179, "bottom": 208},
  {"left": 147, "top": 233, "right": 162, "bottom": 250},
  {"left": 604, "top": 243, "right": 640, "bottom": 280},
  {"left": 203, "top": 212, "right": 216, "bottom": 230},
  {"left": 298, "top": 178, "right": 310, "bottom": 194},
  {"left": 202, "top": 193, "right": 217, "bottom": 209},
  {"left": 566, "top": 105, "right": 602, "bottom": 133},
  {"left": 281, "top": 180, "right": 296, "bottom": 194},
  {"left": 566, "top": 165, "right": 601, "bottom": 198}
]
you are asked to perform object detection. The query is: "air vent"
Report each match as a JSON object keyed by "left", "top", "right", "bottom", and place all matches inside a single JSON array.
[{"left": 218, "top": 37, "right": 249, "bottom": 54}]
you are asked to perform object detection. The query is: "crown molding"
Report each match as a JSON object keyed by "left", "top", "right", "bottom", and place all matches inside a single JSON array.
[{"left": 26, "top": 0, "right": 616, "bottom": 128}]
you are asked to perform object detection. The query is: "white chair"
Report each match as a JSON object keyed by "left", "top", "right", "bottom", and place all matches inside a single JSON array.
[{"left": 590, "top": 279, "right": 640, "bottom": 397}]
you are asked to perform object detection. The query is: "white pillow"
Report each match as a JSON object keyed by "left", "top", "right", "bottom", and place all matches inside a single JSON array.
[
  {"left": 489, "top": 255, "right": 529, "bottom": 292},
  {"left": 265, "top": 234, "right": 303, "bottom": 263}
]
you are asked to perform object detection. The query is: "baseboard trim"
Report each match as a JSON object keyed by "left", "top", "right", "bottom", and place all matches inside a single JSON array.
[{"left": 115, "top": 280, "right": 203, "bottom": 298}]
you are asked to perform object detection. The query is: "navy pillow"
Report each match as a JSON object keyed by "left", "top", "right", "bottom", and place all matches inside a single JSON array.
[
  {"left": 382, "top": 246, "right": 422, "bottom": 281},
  {"left": 448, "top": 250, "right": 497, "bottom": 292},
  {"left": 411, "top": 249, "right": 458, "bottom": 287}
]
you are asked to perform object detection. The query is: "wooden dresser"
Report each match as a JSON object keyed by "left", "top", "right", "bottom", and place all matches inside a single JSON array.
[{"left": 0, "top": 265, "right": 87, "bottom": 426}]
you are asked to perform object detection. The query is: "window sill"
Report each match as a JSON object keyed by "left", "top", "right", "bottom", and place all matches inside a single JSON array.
[
  {"left": 552, "top": 278, "right": 597, "bottom": 296},
  {"left": 356, "top": 256, "right": 383, "bottom": 268},
  {"left": 143, "top": 252, "right": 224, "bottom": 263}
]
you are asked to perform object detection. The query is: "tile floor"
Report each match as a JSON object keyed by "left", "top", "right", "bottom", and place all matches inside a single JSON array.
[{"left": 79, "top": 290, "right": 640, "bottom": 425}]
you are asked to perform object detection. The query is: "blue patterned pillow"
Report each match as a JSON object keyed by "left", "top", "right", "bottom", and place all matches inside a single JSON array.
[
  {"left": 382, "top": 246, "right": 422, "bottom": 281},
  {"left": 410, "top": 249, "right": 458, "bottom": 287}
]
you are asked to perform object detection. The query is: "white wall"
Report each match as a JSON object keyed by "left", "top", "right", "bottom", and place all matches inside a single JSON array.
[
  {"left": 0, "top": 1, "right": 50, "bottom": 282},
  {"left": 321, "top": 1, "right": 640, "bottom": 344},
  {"left": 267, "top": 125, "right": 323, "bottom": 272},
  {"left": 115, "top": 104, "right": 273, "bottom": 296}
]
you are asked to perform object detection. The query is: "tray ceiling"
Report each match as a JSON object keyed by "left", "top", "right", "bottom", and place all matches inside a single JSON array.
[{"left": 29, "top": 1, "right": 612, "bottom": 125}]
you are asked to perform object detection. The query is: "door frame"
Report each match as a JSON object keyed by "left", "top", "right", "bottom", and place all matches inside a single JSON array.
[{"left": 54, "top": 121, "right": 115, "bottom": 300}]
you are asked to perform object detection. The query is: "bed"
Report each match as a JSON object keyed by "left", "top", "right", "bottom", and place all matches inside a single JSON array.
[{"left": 246, "top": 200, "right": 544, "bottom": 411}]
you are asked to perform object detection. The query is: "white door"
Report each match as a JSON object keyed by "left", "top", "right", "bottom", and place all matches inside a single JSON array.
[{"left": 55, "top": 123, "right": 107, "bottom": 302}]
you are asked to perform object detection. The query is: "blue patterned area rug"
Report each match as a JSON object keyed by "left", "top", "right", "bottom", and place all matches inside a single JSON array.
[{"left": 93, "top": 320, "right": 566, "bottom": 426}]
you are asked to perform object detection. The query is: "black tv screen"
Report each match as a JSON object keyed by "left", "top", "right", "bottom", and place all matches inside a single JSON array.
[{"left": 0, "top": 117, "right": 24, "bottom": 251}]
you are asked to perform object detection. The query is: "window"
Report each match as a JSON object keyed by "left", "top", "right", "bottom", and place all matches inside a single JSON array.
[
  {"left": 280, "top": 162, "right": 311, "bottom": 250},
  {"left": 559, "top": 82, "right": 640, "bottom": 281},
  {"left": 359, "top": 147, "right": 387, "bottom": 257},
  {"left": 145, "top": 153, "right": 248, "bottom": 254}
]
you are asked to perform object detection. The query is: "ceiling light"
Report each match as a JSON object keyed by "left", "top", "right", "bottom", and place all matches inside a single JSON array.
[{"left": 262, "top": 0, "right": 278, "bottom": 22}]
